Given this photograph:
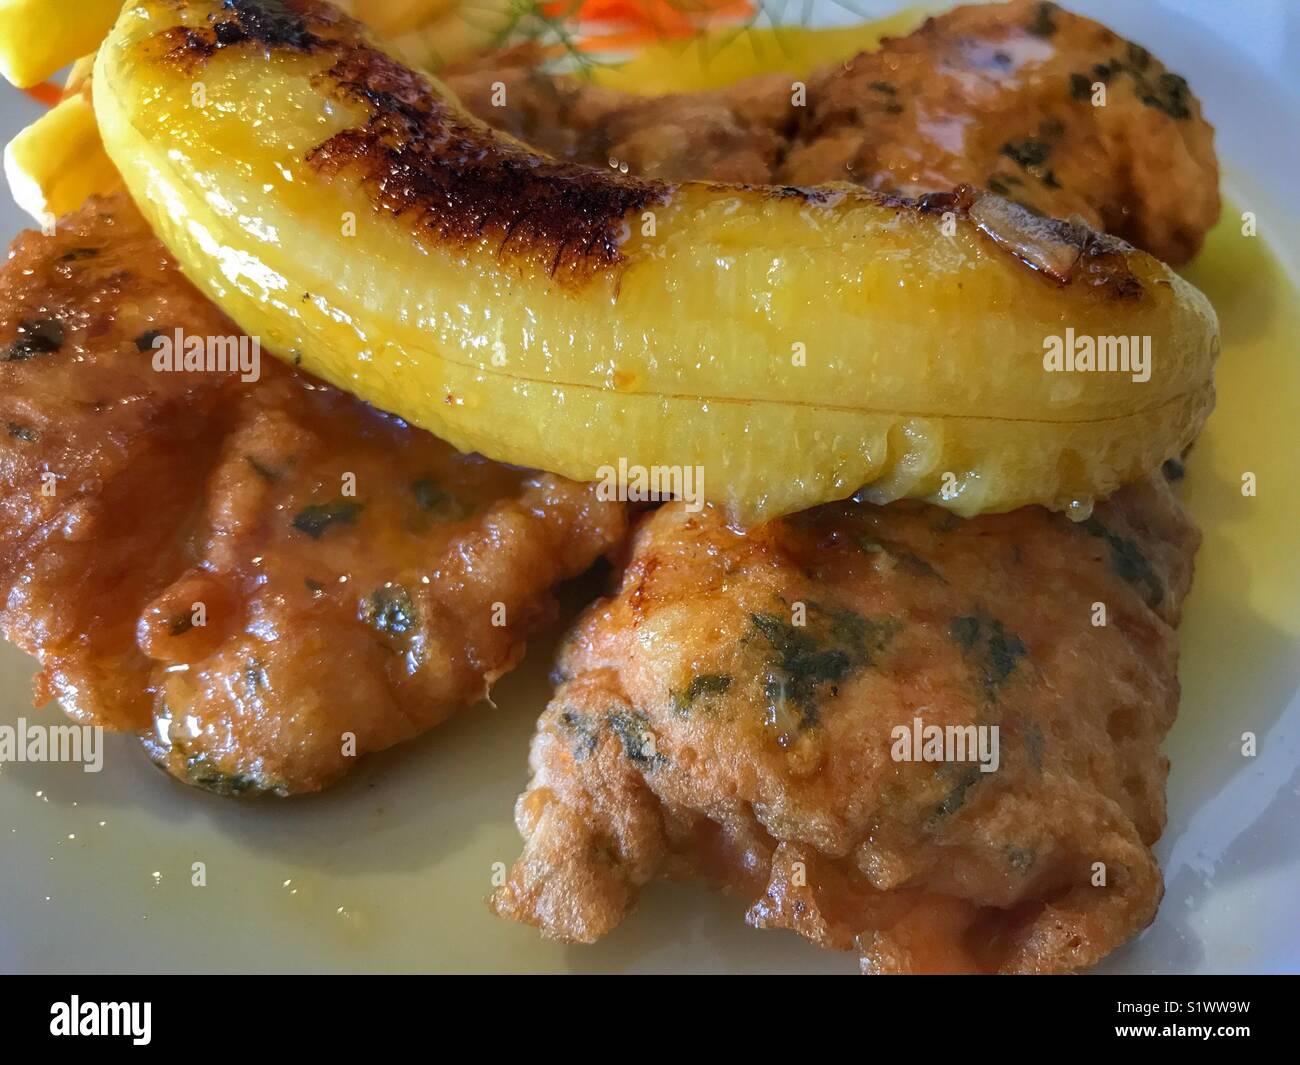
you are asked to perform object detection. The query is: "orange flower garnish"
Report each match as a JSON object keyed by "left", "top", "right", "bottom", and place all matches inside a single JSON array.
[
  {"left": 21, "top": 81, "right": 62, "bottom": 107},
  {"left": 544, "top": 0, "right": 754, "bottom": 44}
]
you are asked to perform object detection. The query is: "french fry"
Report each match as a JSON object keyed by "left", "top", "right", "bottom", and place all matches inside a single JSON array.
[
  {"left": 0, "top": 0, "right": 486, "bottom": 228},
  {"left": 0, "top": 0, "right": 121, "bottom": 88},
  {"left": 4, "top": 92, "right": 121, "bottom": 222}
]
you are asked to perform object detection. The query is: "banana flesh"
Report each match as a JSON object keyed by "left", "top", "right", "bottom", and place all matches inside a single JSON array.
[{"left": 92, "top": 0, "right": 1218, "bottom": 523}]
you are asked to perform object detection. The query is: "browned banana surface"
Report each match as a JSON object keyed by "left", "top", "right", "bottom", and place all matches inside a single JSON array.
[
  {"left": 447, "top": 0, "right": 1219, "bottom": 263},
  {"left": 93, "top": 0, "right": 1218, "bottom": 523}
]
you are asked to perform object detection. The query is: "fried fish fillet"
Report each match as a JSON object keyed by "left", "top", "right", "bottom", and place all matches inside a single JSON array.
[
  {"left": 0, "top": 194, "right": 626, "bottom": 795},
  {"left": 490, "top": 476, "right": 1198, "bottom": 973},
  {"left": 448, "top": 0, "right": 1218, "bottom": 263},
  {"left": 464, "top": 0, "right": 1210, "bottom": 969}
]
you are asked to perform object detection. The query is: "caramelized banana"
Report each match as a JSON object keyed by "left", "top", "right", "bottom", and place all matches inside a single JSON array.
[{"left": 94, "top": 0, "right": 1217, "bottom": 522}]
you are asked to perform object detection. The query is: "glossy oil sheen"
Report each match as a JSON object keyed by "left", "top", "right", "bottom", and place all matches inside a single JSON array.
[
  {"left": 92, "top": 0, "right": 1218, "bottom": 523},
  {"left": 1, "top": 11, "right": 1296, "bottom": 975}
]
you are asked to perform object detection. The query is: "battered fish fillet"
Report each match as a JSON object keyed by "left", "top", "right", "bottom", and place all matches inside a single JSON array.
[
  {"left": 0, "top": 194, "right": 627, "bottom": 795},
  {"left": 448, "top": 0, "right": 1218, "bottom": 263},
  {"left": 490, "top": 477, "right": 1199, "bottom": 973}
]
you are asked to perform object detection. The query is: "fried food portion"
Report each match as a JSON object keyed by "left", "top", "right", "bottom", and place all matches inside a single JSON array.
[
  {"left": 446, "top": 48, "right": 795, "bottom": 185},
  {"left": 786, "top": 0, "right": 1220, "bottom": 265},
  {"left": 93, "top": 1, "right": 1219, "bottom": 526},
  {"left": 448, "top": 0, "right": 1219, "bottom": 263},
  {"left": 490, "top": 475, "right": 1198, "bottom": 973},
  {"left": 0, "top": 194, "right": 626, "bottom": 795}
]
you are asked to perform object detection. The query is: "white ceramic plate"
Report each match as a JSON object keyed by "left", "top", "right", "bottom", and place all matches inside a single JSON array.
[{"left": 1, "top": 0, "right": 1297, "bottom": 974}]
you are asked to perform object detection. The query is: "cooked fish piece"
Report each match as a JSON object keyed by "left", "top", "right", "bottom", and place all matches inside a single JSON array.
[
  {"left": 786, "top": 0, "right": 1220, "bottom": 265},
  {"left": 449, "top": 0, "right": 1219, "bottom": 263},
  {"left": 0, "top": 194, "right": 627, "bottom": 795},
  {"left": 444, "top": 47, "right": 795, "bottom": 185},
  {"left": 490, "top": 474, "right": 1198, "bottom": 973},
  {"left": 464, "top": 1, "right": 1210, "bottom": 969}
]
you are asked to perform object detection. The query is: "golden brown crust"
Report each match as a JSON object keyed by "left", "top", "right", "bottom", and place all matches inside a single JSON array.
[
  {"left": 491, "top": 477, "right": 1199, "bottom": 972},
  {"left": 148, "top": 0, "right": 671, "bottom": 283},
  {"left": 444, "top": 50, "right": 796, "bottom": 185},
  {"left": 450, "top": 0, "right": 1220, "bottom": 266},
  {"left": 788, "top": 0, "right": 1220, "bottom": 264},
  {"left": 0, "top": 195, "right": 247, "bottom": 730},
  {"left": 0, "top": 194, "right": 628, "bottom": 794},
  {"left": 124, "top": 0, "right": 1213, "bottom": 300}
]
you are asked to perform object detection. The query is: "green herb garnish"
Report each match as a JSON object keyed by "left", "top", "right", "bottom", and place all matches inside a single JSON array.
[
  {"left": 751, "top": 605, "right": 898, "bottom": 729},
  {"left": 184, "top": 754, "right": 263, "bottom": 797},
  {"left": 610, "top": 709, "right": 664, "bottom": 769},
  {"left": 1081, "top": 518, "right": 1164, "bottom": 608},
  {"left": 292, "top": 499, "right": 363, "bottom": 538},
  {"left": 949, "top": 614, "right": 1027, "bottom": 695},
  {"left": 1000, "top": 138, "right": 1052, "bottom": 169},
  {"left": 930, "top": 764, "right": 982, "bottom": 822},
  {"left": 558, "top": 708, "right": 599, "bottom": 760},
  {"left": 361, "top": 584, "right": 416, "bottom": 636},
  {"left": 672, "top": 673, "right": 731, "bottom": 715}
]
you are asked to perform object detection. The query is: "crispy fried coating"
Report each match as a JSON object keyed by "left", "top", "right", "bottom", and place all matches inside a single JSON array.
[
  {"left": 786, "top": 0, "right": 1220, "bottom": 264},
  {"left": 490, "top": 477, "right": 1199, "bottom": 973},
  {"left": 447, "top": 51, "right": 793, "bottom": 185},
  {"left": 449, "top": 0, "right": 1219, "bottom": 263},
  {"left": 0, "top": 195, "right": 626, "bottom": 795},
  {"left": 467, "top": 8, "right": 1211, "bottom": 966}
]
